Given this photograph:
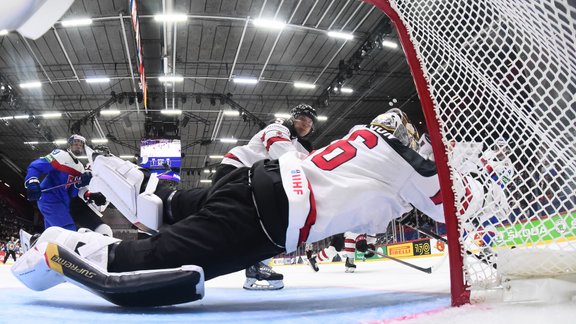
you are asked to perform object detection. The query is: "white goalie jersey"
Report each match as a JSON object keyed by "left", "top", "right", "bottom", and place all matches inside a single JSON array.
[{"left": 279, "top": 124, "right": 446, "bottom": 252}]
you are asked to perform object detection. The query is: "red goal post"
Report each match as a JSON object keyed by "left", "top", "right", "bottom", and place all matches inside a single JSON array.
[{"left": 367, "top": 0, "right": 576, "bottom": 306}]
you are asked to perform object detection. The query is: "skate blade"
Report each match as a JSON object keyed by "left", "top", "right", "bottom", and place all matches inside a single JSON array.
[
  {"left": 243, "top": 278, "right": 284, "bottom": 290},
  {"left": 345, "top": 267, "right": 356, "bottom": 273}
]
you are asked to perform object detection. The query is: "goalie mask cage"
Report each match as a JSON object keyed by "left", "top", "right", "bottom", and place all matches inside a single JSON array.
[{"left": 368, "top": 0, "right": 576, "bottom": 306}]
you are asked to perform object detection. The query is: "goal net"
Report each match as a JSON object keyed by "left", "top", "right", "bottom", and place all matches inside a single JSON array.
[{"left": 369, "top": 0, "right": 576, "bottom": 305}]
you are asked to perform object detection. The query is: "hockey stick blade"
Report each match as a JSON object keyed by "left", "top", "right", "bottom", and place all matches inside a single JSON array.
[
  {"left": 367, "top": 248, "right": 432, "bottom": 274},
  {"left": 400, "top": 223, "right": 496, "bottom": 269}
]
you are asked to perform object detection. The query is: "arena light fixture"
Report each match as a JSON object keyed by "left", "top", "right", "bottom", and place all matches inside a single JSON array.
[
  {"left": 86, "top": 77, "right": 110, "bottom": 83},
  {"left": 61, "top": 18, "right": 93, "bottom": 27},
  {"left": 233, "top": 77, "right": 259, "bottom": 84},
  {"left": 200, "top": 179, "right": 212, "bottom": 183},
  {"left": 252, "top": 18, "right": 285, "bottom": 30},
  {"left": 100, "top": 109, "right": 121, "bottom": 116},
  {"left": 13, "top": 115, "right": 29, "bottom": 119},
  {"left": 0, "top": 30, "right": 8, "bottom": 36},
  {"left": 91, "top": 138, "right": 109, "bottom": 144},
  {"left": 209, "top": 155, "right": 224, "bottom": 159},
  {"left": 220, "top": 138, "right": 238, "bottom": 144},
  {"left": 274, "top": 113, "right": 291, "bottom": 119},
  {"left": 158, "top": 75, "right": 184, "bottom": 83},
  {"left": 327, "top": 31, "right": 354, "bottom": 40},
  {"left": 20, "top": 81, "right": 42, "bottom": 88},
  {"left": 153, "top": 14, "right": 188, "bottom": 22},
  {"left": 340, "top": 87, "right": 353, "bottom": 93},
  {"left": 317, "top": 116, "right": 328, "bottom": 121},
  {"left": 41, "top": 112, "right": 62, "bottom": 118},
  {"left": 160, "top": 109, "right": 182, "bottom": 115},
  {"left": 223, "top": 110, "right": 240, "bottom": 116},
  {"left": 119, "top": 155, "right": 135, "bottom": 159},
  {"left": 293, "top": 82, "right": 316, "bottom": 89},
  {"left": 23, "top": 141, "right": 39, "bottom": 145},
  {"left": 53, "top": 139, "right": 67, "bottom": 145},
  {"left": 381, "top": 40, "right": 398, "bottom": 49}
]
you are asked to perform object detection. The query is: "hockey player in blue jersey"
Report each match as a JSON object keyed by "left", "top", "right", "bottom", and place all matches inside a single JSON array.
[{"left": 24, "top": 135, "right": 108, "bottom": 232}]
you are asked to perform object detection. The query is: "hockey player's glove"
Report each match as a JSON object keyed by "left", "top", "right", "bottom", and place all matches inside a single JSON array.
[
  {"left": 25, "top": 178, "right": 41, "bottom": 201},
  {"left": 355, "top": 234, "right": 368, "bottom": 252},
  {"left": 364, "top": 244, "right": 376, "bottom": 258},
  {"left": 78, "top": 171, "right": 93, "bottom": 187},
  {"left": 84, "top": 191, "right": 107, "bottom": 206}
]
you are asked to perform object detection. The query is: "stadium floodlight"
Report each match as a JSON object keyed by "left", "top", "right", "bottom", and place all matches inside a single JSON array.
[
  {"left": 100, "top": 109, "right": 121, "bottom": 116},
  {"left": 220, "top": 138, "right": 238, "bottom": 144},
  {"left": 327, "top": 31, "right": 354, "bottom": 40},
  {"left": 252, "top": 18, "right": 285, "bottom": 30},
  {"left": 61, "top": 18, "right": 93, "bottom": 27},
  {"left": 293, "top": 82, "right": 316, "bottom": 89},
  {"left": 381, "top": 40, "right": 398, "bottom": 49},
  {"left": 153, "top": 14, "right": 188, "bottom": 22},
  {"left": 160, "top": 109, "right": 182, "bottom": 115},
  {"left": 41, "top": 112, "right": 61, "bottom": 118},
  {"left": 233, "top": 77, "right": 259, "bottom": 84},
  {"left": 20, "top": 81, "right": 42, "bottom": 88},
  {"left": 86, "top": 77, "right": 110, "bottom": 83},
  {"left": 223, "top": 110, "right": 240, "bottom": 116},
  {"left": 158, "top": 75, "right": 184, "bottom": 82}
]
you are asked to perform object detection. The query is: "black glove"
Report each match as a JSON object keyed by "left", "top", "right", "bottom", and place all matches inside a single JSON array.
[
  {"left": 25, "top": 178, "right": 41, "bottom": 201},
  {"left": 78, "top": 172, "right": 92, "bottom": 187},
  {"left": 355, "top": 234, "right": 368, "bottom": 252},
  {"left": 84, "top": 192, "right": 107, "bottom": 206},
  {"left": 364, "top": 244, "right": 376, "bottom": 258}
]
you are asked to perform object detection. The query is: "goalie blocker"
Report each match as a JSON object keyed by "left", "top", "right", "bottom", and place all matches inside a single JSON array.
[{"left": 12, "top": 228, "right": 204, "bottom": 307}]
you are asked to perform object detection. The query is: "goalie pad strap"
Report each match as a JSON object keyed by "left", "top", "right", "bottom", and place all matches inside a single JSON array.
[{"left": 45, "top": 242, "right": 205, "bottom": 307}]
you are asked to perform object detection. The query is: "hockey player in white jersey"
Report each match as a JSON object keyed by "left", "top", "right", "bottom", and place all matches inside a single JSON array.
[
  {"left": 306, "top": 232, "right": 377, "bottom": 273},
  {"left": 213, "top": 103, "right": 317, "bottom": 290},
  {"left": 12, "top": 108, "right": 484, "bottom": 307}
]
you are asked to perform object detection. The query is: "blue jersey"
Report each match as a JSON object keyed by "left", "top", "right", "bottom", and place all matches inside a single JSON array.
[{"left": 25, "top": 149, "right": 85, "bottom": 205}]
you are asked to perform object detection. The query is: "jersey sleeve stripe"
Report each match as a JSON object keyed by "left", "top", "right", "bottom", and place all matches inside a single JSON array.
[
  {"left": 265, "top": 137, "right": 290, "bottom": 151},
  {"left": 297, "top": 181, "right": 317, "bottom": 245},
  {"left": 49, "top": 159, "right": 82, "bottom": 176}
]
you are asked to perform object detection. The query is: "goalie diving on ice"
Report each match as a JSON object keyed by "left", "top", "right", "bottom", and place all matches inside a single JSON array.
[{"left": 12, "top": 109, "right": 486, "bottom": 307}]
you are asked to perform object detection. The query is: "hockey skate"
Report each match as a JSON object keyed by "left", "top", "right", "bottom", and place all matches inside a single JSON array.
[
  {"left": 345, "top": 257, "right": 357, "bottom": 273},
  {"left": 243, "top": 261, "right": 284, "bottom": 290},
  {"left": 306, "top": 249, "right": 319, "bottom": 272}
]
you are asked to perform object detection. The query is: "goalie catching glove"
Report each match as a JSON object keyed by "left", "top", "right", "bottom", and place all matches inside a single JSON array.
[{"left": 11, "top": 227, "right": 205, "bottom": 307}]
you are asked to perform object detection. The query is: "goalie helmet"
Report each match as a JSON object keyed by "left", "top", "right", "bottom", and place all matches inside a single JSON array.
[{"left": 371, "top": 108, "right": 418, "bottom": 148}]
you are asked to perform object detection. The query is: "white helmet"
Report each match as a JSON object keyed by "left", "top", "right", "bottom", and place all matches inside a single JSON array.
[
  {"left": 371, "top": 108, "right": 418, "bottom": 147},
  {"left": 68, "top": 134, "right": 86, "bottom": 145}
]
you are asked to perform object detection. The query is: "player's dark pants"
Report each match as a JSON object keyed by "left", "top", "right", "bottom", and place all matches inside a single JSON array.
[
  {"left": 3, "top": 250, "right": 17, "bottom": 263},
  {"left": 109, "top": 160, "right": 289, "bottom": 281},
  {"left": 69, "top": 197, "right": 106, "bottom": 231}
]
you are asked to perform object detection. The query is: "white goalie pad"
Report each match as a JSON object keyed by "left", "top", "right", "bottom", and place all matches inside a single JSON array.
[
  {"left": 87, "top": 147, "right": 163, "bottom": 232},
  {"left": 11, "top": 242, "right": 66, "bottom": 291}
]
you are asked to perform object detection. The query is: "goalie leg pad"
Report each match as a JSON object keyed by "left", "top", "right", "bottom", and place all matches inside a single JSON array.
[
  {"left": 19, "top": 241, "right": 205, "bottom": 307},
  {"left": 11, "top": 242, "right": 67, "bottom": 291}
]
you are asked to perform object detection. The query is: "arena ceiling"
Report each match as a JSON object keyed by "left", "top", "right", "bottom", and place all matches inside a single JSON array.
[{"left": 0, "top": 0, "right": 425, "bottom": 192}]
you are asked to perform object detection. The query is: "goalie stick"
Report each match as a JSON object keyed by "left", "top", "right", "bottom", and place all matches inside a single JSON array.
[
  {"left": 399, "top": 212, "right": 496, "bottom": 269},
  {"left": 367, "top": 248, "right": 433, "bottom": 274}
]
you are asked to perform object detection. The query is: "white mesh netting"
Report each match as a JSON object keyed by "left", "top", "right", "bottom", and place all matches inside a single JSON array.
[{"left": 388, "top": 0, "right": 576, "bottom": 289}]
